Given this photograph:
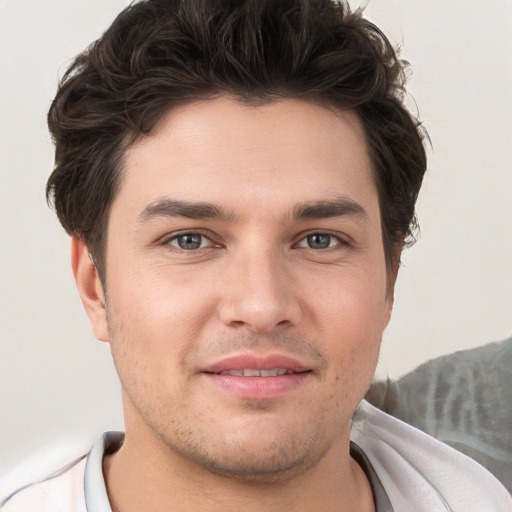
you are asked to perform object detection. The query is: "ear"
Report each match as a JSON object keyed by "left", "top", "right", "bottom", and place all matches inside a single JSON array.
[{"left": 71, "top": 236, "right": 109, "bottom": 342}]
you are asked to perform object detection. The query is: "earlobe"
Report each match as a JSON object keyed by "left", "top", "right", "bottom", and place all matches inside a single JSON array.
[{"left": 71, "top": 236, "right": 109, "bottom": 342}]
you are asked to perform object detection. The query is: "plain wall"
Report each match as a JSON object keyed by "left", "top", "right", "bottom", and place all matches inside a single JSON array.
[{"left": 1, "top": 0, "right": 511, "bottom": 490}]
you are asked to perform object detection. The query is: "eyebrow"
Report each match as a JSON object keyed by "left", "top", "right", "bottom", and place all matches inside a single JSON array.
[
  {"left": 292, "top": 197, "right": 369, "bottom": 222},
  {"left": 138, "top": 199, "right": 238, "bottom": 223},
  {"left": 138, "top": 196, "right": 369, "bottom": 224}
]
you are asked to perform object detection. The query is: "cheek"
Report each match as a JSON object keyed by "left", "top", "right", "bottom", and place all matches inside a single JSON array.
[
  {"left": 106, "top": 263, "right": 220, "bottom": 365},
  {"left": 308, "top": 264, "right": 389, "bottom": 333},
  {"left": 304, "top": 266, "right": 388, "bottom": 373}
]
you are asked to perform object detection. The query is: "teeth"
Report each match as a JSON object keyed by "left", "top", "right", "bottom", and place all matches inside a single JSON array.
[
  {"left": 217, "top": 368, "right": 294, "bottom": 377},
  {"left": 244, "top": 369, "right": 261, "bottom": 377},
  {"left": 219, "top": 370, "right": 243, "bottom": 376}
]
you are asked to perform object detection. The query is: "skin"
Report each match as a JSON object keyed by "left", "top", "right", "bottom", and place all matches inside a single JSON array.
[{"left": 73, "top": 96, "right": 398, "bottom": 512}]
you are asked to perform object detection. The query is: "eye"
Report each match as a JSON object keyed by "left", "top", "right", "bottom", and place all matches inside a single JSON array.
[
  {"left": 298, "top": 233, "right": 342, "bottom": 250},
  {"left": 167, "top": 233, "right": 215, "bottom": 251}
]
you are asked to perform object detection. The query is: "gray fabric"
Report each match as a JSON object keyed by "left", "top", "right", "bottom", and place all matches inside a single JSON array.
[{"left": 366, "top": 337, "right": 512, "bottom": 493}]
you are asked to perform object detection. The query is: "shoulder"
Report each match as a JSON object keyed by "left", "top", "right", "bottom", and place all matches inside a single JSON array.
[
  {"left": 1, "top": 455, "right": 88, "bottom": 512},
  {"left": 351, "top": 400, "right": 512, "bottom": 511}
]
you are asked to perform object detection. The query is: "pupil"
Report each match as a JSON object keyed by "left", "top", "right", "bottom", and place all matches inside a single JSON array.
[
  {"left": 179, "top": 234, "right": 201, "bottom": 250},
  {"left": 308, "top": 234, "right": 330, "bottom": 249}
]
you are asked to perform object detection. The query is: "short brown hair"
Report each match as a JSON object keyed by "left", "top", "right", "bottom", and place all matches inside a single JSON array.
[{"left": 47, "top": 0, "right": 427, "bottom": 279}]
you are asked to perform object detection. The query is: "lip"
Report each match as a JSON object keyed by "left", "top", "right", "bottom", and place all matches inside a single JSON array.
[
  {"left": 201, "top": 353, "right": 312, "bottom": 400},
  {"left": 202, "top": 353, "right": 309, "bottom": 374}
]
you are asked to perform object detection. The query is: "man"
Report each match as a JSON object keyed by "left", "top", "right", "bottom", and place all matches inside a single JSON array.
[{"left": 2, "top": 0, "right": 510, "bottom": 510}]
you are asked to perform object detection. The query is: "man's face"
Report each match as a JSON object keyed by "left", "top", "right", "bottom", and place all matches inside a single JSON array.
[{"left": 81, "top": 97, "right": 395, "bottom": 480}]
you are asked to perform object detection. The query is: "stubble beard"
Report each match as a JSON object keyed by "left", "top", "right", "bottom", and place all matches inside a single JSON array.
[
  {"left": 131, "top": 390, "right": 345, "bottom": 484},
  {"left": 107, "top": 305, "right": 361, "bottom": 483},
  {"left": 119, "top": 368, "right": 352, "bottom": 484}
]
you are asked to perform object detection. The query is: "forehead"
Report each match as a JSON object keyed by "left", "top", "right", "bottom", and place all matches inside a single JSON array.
[{"left": 115, "top": 96, "right": 378, "bottom": 222}]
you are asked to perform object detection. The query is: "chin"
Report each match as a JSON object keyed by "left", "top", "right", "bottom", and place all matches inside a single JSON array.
[
  {"left": 161, "top": 418, "right": 337, "bottom": 483},
  {"left": 186, "top": 445, "right": 326, "bottom": 483}
]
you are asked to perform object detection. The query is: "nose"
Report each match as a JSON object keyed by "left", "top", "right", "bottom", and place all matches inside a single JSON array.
[{"left": 218, "top": 248, "right": 303, "bottom": 333}]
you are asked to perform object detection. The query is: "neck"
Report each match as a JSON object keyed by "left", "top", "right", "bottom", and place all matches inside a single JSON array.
[{"left": 103, "top": 428, "right": 375, "bottom": 512}]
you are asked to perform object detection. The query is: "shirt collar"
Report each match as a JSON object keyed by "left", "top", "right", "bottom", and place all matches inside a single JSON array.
[
  {"left": 83, "top": 431, "right": 391, "bottom": 512},
  {"left": 84, "top": 431, "right": 124, "bottom": 512}
]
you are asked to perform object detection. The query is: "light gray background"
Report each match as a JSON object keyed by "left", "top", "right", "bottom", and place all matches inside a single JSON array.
[{"left": 1, "top": 0, "right": 511, "bottom": 491}]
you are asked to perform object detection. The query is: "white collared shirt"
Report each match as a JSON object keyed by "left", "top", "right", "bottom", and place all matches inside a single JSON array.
[{"left": 2, "top": 401, "right": 511, "bottom": 511}]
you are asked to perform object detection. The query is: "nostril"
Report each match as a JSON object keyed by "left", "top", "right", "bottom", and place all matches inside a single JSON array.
[{"left": 218, "top": 291, "right": 302, "bottom": 332}]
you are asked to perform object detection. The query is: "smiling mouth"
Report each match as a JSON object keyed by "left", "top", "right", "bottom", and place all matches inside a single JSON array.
[
  {"left": 203, "top": 362, "right": 312, "bottom": 399},
  {"left": 213, "top": 368, "right": 306, "bottom": 377}
]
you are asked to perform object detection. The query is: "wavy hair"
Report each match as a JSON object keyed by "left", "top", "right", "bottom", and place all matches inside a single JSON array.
[{"left": 47, "top": 0, "right": 427, "bottom": 278}]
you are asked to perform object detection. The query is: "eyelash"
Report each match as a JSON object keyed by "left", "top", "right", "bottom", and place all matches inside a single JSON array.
[
  {"left": 161, "top": 230, "right": 348, "bottom": 252},
  {"left": 296, "top": 232, "right": 347, "bottom": 250},
  {"left": 163, "top": 230, "right": 220, "bottom": 251}
]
